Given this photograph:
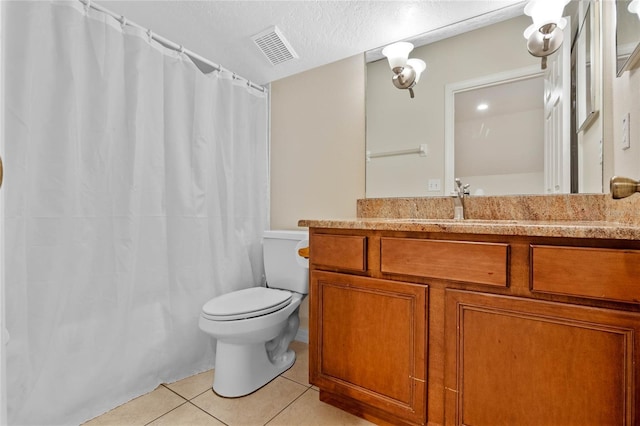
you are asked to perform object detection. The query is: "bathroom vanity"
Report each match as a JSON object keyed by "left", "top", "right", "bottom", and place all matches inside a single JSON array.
[{"left": 300, "top": 195, "right": 640, "bottom": 426}]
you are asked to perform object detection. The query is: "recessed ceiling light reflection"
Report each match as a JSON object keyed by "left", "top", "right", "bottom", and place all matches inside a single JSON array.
[{"left": 477, "top": 103, "right": 489, "bottom": 111}]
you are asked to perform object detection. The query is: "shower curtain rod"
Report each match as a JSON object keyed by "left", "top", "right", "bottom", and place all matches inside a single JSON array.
[{"left": 77, "top": 0, "right": 268, "bottom": 93}]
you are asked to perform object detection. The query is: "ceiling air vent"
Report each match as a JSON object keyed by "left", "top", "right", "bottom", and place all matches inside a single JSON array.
[{"left": 251, "top": 26, "right": 298, "bottom": 66}]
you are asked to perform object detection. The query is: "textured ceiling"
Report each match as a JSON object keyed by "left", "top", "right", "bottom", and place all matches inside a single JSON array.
[{"left": 102, "top": 1, "right": 527, "bottom": 86}]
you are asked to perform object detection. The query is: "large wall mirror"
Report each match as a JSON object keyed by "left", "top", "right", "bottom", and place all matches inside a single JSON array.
[{"left": 365, "top": 2, "right": 605, "bottom": 198}]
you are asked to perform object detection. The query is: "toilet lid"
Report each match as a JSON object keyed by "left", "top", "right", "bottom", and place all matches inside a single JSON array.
[{"left": 202, "top": 287, "right": 292, "bottom": 321}]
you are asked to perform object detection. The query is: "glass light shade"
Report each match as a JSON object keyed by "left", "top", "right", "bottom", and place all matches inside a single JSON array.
[
  {"left": 630, "top": 0, "right": 640, "bottom": 19},
  {"left": 523, "top": 0, "right": 570, "bottom": 38},
  {"left": 382, "top": 42, "right": 414, "bottom": 70},
  {"left": 407, "top": 58, "right": 426, "bottom": 83}
]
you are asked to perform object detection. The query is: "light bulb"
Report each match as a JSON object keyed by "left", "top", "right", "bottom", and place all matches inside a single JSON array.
[
  {"left": 382, "top": 42, "right": 414, "bottom": 70},
  {"left": 407, "top": 58, "right": 426, "bottom": 83},
  {"left": 523, "top": 0, "right": 570, "bottom": 38}
]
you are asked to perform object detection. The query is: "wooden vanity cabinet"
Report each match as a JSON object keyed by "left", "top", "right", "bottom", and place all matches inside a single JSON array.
[
  {"left": 444, "top": 289, "right": 639, "bottom": 425},
  {"left": 310, "top": 271, "right": 427, "bottom": 426},
  {"left": 308, "top": 229, "right": 640, "bottom": 426}
]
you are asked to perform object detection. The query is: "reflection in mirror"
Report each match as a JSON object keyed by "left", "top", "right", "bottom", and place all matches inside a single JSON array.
[
  {"left": 616, "top": 0, "right": 640, "bottom": 74},
  {"left": 576, "top": 5, "right": 597, "bottom": 131},
  {"left": 366, "top": 9, "right": 600, "bottom": 199},
  {"left": 454, "top": 76, "right": 545, "bottom": 196}
]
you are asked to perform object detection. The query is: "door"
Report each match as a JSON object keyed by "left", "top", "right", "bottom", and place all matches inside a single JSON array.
[
  {"left": 445, "top": 289, "right": 639, "bottom": 425},
  {"left": 310, "top": 271, "right": 427, "bottom": 425}
]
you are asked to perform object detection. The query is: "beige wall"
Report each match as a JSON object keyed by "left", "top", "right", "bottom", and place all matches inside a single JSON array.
[
  {"left": 609, "top": 1, "right": 640, "bottom": 183},
  {"left": 270, "top": 55, "right": 366, "bottom": 335},
  {"left": 270, "top": 54, "right": 366, "bottom": 231},
  {"left": 613, "top": 67, "right": 640, "bottom": 179}
]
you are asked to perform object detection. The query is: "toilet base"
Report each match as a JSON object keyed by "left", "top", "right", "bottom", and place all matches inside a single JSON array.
[
  {"left": 212, "top": 341, "right": 296, "bottom": 397},
  {"left": 200, "top": 293, "right": 304, "bottom": 397}
]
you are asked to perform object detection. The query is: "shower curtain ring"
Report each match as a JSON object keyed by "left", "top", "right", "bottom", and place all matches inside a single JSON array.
[
  {"left": 147, "top": 29, "right": 153, "bottom": 44},
  {"left": 119, "top": 16, "right": 127, "bottom": 29},
  {"left": 84, "top": 0, "right": 91, "bottom": 15},
  {"left": 179, "top": 45, "right": 185, "bottom": 56}
]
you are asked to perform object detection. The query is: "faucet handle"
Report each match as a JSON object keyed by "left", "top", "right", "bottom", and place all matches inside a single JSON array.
[
  {"left": 454, "top": 178, "right": 470, "bottom": 195},
  {"left": 454, "top": 178, "right": 463, "bottom": 193}
]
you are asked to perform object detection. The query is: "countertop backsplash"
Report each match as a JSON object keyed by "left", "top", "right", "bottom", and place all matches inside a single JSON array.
[{"left": 357, "top": 194, "right": 640, "bottom": 226}]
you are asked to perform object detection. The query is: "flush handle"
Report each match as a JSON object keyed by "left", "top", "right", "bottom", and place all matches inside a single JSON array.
[{"left": 297, "top": 247, "right": 310, "bottom": 259}]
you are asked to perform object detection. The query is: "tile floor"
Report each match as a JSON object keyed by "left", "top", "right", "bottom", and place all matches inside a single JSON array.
[{"left": 84, "top": 341, "right": 373, "bottom": 426}]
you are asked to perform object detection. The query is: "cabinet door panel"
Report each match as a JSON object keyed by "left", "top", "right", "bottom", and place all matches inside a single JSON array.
[
  {"left": 310, "top": 271, "right": 427, "bottom": 424},
  {"left": 445, "top": 290, "right": 639, "bottom": 426}
]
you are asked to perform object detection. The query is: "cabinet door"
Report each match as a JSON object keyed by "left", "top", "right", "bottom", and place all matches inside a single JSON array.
[
  {"left": 445, "top": 290, "right": 639, "bottom": 426},
  {"left": 310, "top": 271, "right": 427, "bottom": 425}
]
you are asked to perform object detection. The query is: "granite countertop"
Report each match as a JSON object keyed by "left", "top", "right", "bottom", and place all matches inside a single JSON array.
[
  {"left": 298, "top": 194, "right": 640, "bottom": 241},
  {"left": 297, "top": 217, "right": 640, "bottom": 240}
]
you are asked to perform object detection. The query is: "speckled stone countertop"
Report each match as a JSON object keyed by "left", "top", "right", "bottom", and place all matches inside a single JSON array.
[{"left": 298, "top": 194, "right": 640, "bottom": 240}]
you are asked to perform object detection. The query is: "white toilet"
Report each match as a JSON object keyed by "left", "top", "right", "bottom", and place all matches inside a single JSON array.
[{"left": 199, "top": 230, "right": 309, "bottom": 397}]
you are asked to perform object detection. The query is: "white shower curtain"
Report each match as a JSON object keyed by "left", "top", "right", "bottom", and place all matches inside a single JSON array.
[{"left": 3, "top": 1, "right": 269, "bottom": 424}]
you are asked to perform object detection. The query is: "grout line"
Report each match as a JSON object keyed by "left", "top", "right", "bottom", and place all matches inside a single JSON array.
[
  {"left": 279, "top": 374, "right": 312, "bottom": 388},
  {"left": 146, "top": 386, "right": 230, "bottom": 426},
  {"left": 190, "top": 387, "right": 215, "bottom": 401},
  {"left": 160, "top": 383, "right": 192, "bottom": 401},
  {"left": 187, "top": 400, "right": 230, "bottom": 426},
  {"left": 263, "top": 386, "right": 313, "bottom": 425},
  {"left": 143, "top": 400, "right": 189, "bottom": 426}
]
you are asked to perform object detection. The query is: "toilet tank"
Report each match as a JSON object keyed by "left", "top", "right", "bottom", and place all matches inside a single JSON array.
[{"left": 263, "top": 230, "right": 309, "bottom": 294}]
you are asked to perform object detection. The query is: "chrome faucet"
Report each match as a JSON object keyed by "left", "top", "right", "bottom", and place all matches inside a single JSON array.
[{"left": 452, "top": 178, "right": 470, "bottom": 220}]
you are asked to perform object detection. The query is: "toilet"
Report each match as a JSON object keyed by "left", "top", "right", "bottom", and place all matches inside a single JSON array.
[{"left": 199, "top": 230, "right": 309, "bottom": 397}]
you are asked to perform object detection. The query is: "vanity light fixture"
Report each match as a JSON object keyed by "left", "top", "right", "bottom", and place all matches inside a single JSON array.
[
  {"left": 523, "top": 0, "right": 570, "bottom": 69},
  {"left": 381, "top": 42, "right": 426, "bottom": 99},
  {"left": 630, "top": 0, "right": 640, "bottom": 20}
]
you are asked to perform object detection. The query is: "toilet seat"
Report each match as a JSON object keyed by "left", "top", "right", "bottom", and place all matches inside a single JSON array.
[{"left": 202, "top": 287, "right": 292, "bottom": 321}]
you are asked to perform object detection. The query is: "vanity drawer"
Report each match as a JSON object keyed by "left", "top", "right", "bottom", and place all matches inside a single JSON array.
[
  {"left": 311, "top": 234, "right": 367, "bottom": 272},
  {"left": 531, "top": 245, "right": 640, "bottom": 303},
  {"left": 381, "top": 238, "right": 509, "bottom": 287}
]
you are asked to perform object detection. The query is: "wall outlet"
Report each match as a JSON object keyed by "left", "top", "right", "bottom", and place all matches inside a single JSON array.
[
  {"left": 622, "top": 113, "right": 631, "bottom": 150},
  {"left": 428, "top": 179, "right": 441, "bottom": 191}
]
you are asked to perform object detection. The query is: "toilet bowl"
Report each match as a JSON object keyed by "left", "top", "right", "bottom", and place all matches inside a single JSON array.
[{"left": 199, "top": 230, "right": 309, "bottom": 397}]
